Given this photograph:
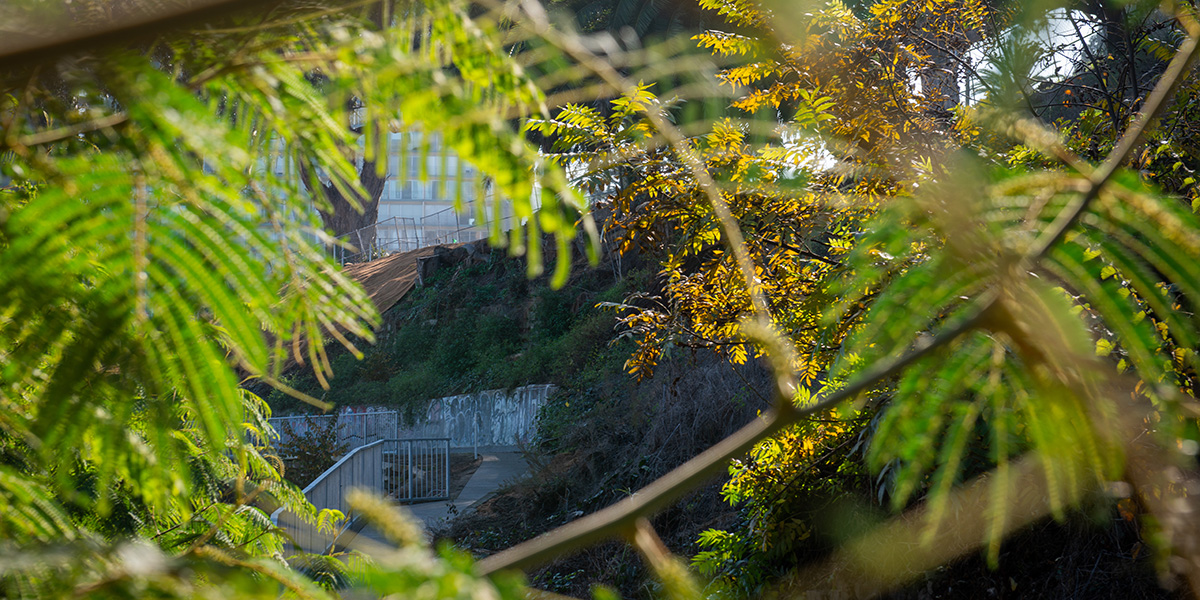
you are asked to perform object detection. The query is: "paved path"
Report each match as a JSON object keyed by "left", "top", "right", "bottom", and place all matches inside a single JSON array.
[{"left": 341, "top": 452, "right": 528, "bottom": 548}]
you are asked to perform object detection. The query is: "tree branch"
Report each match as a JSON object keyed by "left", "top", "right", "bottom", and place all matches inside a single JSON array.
[
  {"left": 0, "top": 0, "right": 292, "bottom": 74},
  {"left": 479, "top": 3, "right": 1200, "bottom": 578},
  {"left": 14, "top": 113, "right": 128, "bottom": 147}
]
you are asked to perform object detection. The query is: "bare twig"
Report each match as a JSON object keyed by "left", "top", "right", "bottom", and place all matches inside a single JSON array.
[
  {"left": 480, "top": 0, "right": 1200, "bottom": 580},
  {"left": 1026, "top": 19, "right": 1200, "bottom": 262},
  {"left": 14, "top": 113, "right": 129, "bottom": 147}
]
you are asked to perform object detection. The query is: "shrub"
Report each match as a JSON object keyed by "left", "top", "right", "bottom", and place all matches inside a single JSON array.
[
  {"left": 274, "top": 417, "right": 350, "bottom": 488},
  {"left": 474, "top": 314, "right": 522, "bottom": 359},
  {"left": 532, "top": 288, "right": 576, "bottom": 340},
  {"left": 433, "top": 317, "right": 478, "bottom": 378}
]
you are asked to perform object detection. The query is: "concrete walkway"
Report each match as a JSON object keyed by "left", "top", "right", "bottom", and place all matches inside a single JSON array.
[{"left": 341, "top": 452, "right": 528, "bottom": 548}]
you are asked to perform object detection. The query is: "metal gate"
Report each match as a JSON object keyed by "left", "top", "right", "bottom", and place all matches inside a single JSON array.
[{"left": 383, "top": 438, "right": 451, "bottom": 503}]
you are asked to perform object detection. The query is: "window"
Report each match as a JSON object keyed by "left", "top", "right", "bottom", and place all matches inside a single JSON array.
[{"left": 403, "top": 180, "right": 422, "bottom": 200}]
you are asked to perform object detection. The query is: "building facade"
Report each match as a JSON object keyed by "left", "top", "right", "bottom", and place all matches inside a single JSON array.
[
  {"left": 263, "top": 129, "right": 538, "bottom": 264},
  {"left": 374, "top": 130, "right": 532, "bottom": 252}
]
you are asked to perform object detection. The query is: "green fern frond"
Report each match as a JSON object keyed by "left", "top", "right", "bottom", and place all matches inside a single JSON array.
[{"left": 829, "top": 157, "right": 1195, "bottom": 552}]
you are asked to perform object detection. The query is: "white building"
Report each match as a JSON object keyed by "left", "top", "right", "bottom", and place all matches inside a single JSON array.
[{"left": 260, "top": 129, "right": 540, "bottom": 264}]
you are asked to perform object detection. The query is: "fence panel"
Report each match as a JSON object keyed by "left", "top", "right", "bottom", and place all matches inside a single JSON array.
[{"left": 383, "top": 438, "right": 451, "bottom": 503}]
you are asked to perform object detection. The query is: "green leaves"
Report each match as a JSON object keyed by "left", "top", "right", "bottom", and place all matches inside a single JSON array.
[
  {"left": 0, "top": 0, "right": 603, "bottom": 591},
  {"left": 336, "top": 0, "right": 598, "bottom": 287},
  {"left": 823, "top": 152, "right": 1200, "bottom": 562},
  {"left": 0, "top": 0, "right": 1198, "bottom": 596}
]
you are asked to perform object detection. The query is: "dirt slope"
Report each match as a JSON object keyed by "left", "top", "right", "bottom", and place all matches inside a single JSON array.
[{"left": 341, "top": 245, "right": 447, "bottom": 315}]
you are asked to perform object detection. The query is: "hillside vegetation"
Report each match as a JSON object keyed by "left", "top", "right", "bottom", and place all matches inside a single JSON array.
[
  {"left": 6, "top": 0, "right": 1200, "bottom": 597},
  {"left": 266, "top": 241, "right": 645, "bottom": 420},
  {"left": 266, "top": 240, "right": 790, "bottom": 595},
  {"left": 419, "top": 256, "right": 1172, "bottom": 600},
  {"left": 271, "top": 240, "right": 1172, "bottom": 599}
]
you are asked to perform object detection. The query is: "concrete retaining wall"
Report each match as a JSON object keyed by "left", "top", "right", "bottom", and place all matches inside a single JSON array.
[
  {"left": 397, "top": 384, "right": 554, "bottom": 449},
  {"left": 276, "top": 384, "right": 555, "bottom": 451}
]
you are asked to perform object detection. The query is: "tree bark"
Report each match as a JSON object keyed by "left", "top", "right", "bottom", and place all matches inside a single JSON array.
[
  {"left": 300, "top": 156, "right": 387, "bottom": 265},
  {"left": 313, "top": 159, "right": 387, "bottom": 238},
  {"left": 309, "top": 0, "right": 394, "bottom": 252}
]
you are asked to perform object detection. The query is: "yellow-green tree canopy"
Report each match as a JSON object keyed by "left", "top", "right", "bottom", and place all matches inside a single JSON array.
[{"left": 2, "top": 0, "right": 1200, "bottom": 597}]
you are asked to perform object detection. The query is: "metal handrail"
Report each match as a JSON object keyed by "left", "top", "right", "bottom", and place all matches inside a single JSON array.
[
  {"left": 301, "top": 439, "right": 385, "bottom": 496},
  {"left": 271, "top": 439, "right": 386, "bottom": 554},
  {"left": 329, "top": 206, "right": 534, "bottom": 266}
]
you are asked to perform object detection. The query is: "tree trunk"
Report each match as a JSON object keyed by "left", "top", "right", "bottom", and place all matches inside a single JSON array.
[
  {"left": 316, "top": 0, "right": 396, "bottom": 256},
  {"left": 314, "top": 159, "right": 387, "bottom": 237},
  {"left": 302, "top": 156, "right": 387, "bottom": 262},
  {"left": 921, "top": 43, "right": 961, "bottom": 116}
]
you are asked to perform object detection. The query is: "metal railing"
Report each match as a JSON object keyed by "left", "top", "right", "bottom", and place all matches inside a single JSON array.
[
  {"left": 272, "top": 439, "right": 385, "bottom": 554},
  {"left": 383, "top": 438, "right": 451, "bottom": 503},
  {"left": 418, "top": 206, "right": 528, "bottom": 247},
  {"left": 330, "top": 207, "right": 531, "bottom": 266},
  {"left": 332, "top": 216, "right": 420, "bottom": 265},
  {"left": 419, "top": 206, "right": 485, "bottom": 246},
  {"left": 270, "top": 410, "right": 401, "bottom": 450},
  {"left": 271, "top": 436, "right": 451, "bottom": 554}
]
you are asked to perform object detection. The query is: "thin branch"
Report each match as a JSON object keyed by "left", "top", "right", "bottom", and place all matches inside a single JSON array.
[
  {"left": 1027, "top": 15, "right": 1200, "bottom": 262},
  {"left": 0, "top": 0, "right": 288, "bottom": 74},
  {"left": 1025, "top": 75, "right": 1116, "bottom": 98},
  {"left": 1064, "top": 9, "right": 1124, "bottom": 131},
  {"left": 481, "top": 2, "right": 1200, "bottom": 578},
  {"left": 13, "top": 113, "right": 129, "bottom": 148},
  {"left": 911, "top": 32, "right": 999, "bottom": 100}
]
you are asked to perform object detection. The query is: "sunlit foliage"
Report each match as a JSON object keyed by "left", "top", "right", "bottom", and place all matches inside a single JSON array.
[
  {"left": 532, "top": 87, "right": 861, "bottom": 381},
  {"left": 3, "top": 0, "right": 1200, "bottom": 597},
  {"left": 528, "top": 0, "right": 1200, "bottom": 593},
  {"left": 0, "top": 0, "right": 593, "bottom": 595}
]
